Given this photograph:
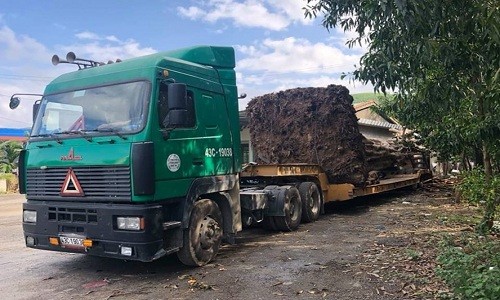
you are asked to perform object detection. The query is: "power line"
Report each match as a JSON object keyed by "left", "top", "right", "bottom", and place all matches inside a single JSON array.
[
  {"left": 0, "top": 115, "right": 32, "bottom": 125},
  {"left": 0, "top": 76, "right": 50, "bottom": 82},
  {"left": 238, "top": 64, "right": 350, "bottom": 79},
  {"left": 0, "top": 73, "right": 53, "bottom": 79}
]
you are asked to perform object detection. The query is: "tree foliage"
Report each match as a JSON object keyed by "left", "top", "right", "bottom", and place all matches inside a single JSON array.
[
  {"left": 304, "top": 0, "right": 499, "bottom": 161},
  {"left": 304, "top": 0, "right": 500, "bottom": 228},
  {"left": 0, "top": 141, "right": 22, "bottom": 173}
]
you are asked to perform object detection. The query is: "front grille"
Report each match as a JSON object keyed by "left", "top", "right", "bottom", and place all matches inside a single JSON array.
[
  {"left": 26, "top": 166, "right": 132, "bottom": 201},
  {"left": 48, "top": 207, "right": 98, "bottom": 224}
]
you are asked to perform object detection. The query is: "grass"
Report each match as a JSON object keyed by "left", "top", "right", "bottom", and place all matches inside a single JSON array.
[
  {"left": 351, "top": 92, "right": 395, "bottom": 104},
  {"left": 351, "top": 92, "right": 379, "bottom": 103},
  {"left": 0, "top": 173, "right": 16, "bottom": 180}
]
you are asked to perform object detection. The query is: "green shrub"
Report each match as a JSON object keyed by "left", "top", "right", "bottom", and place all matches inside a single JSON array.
[
  {"left": 0, "top": 173, "right": 18, "bottom": 192},
  {"left": 458, "top": 170, "right": 499, "bottom": 205},
  {"left": 458, "top": 170, "right": 500, "bottom": 233},
  {"left": 437, "top": 235, "right": 500, "bottom": 300}
]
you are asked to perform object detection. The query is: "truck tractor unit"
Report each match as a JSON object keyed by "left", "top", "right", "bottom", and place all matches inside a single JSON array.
[{"left": 11, "top": 46, "right": 430, "bottom": 266}]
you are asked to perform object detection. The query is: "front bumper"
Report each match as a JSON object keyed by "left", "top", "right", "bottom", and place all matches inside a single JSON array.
[{"left": 23, "top": 200, "right": 182, "bottom": 262}]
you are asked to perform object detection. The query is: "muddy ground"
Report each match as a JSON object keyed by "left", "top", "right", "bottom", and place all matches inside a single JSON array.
[{"left": 0, "top": 183, "right": 474, "bottom": 300}]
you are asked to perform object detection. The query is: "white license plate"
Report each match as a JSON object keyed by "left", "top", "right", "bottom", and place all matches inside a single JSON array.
[{"left": 60, "top": 236, "right": 84, "bottom": 248}]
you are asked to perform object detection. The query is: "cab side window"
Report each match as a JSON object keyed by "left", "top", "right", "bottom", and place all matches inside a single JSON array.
[
  {"left": 185, "top": 91, "right": 195, "bottom": 127},
  {"left": 158, "top": 83, "right": 169, "bottom": 128}
]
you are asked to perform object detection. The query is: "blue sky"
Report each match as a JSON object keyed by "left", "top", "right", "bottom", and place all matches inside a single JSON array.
[{"left": 0, "top": 0, "right": 372, "bottom": 128}]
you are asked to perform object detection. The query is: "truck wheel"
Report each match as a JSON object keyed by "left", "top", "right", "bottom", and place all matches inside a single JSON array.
[
  {"left": 299, "top": 182, "right": 321, "bottom": 223},
  {"left": 273, "top": 186, "right": 302, "bottom": 231},
  {"left": 177, "top": 199, "right": 223, "bottom": 266}
]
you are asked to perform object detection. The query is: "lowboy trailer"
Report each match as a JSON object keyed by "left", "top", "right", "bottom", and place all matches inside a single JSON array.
[
  {"left": 11, "top": 46, "right": 430, "bottom": 266},
  {"left": 239, "top": 164, "right": 431, "bottom": 230}
]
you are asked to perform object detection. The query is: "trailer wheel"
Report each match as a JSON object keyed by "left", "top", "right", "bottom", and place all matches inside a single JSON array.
[
  {"left": 299, "top": 182, "right": 321, "bottom": 223},
  {"left": 177, "top": 199, "right": 223, "bottom": 266},
  {"left": 273, "top": 186, "right": 302, "bottom": 231}
]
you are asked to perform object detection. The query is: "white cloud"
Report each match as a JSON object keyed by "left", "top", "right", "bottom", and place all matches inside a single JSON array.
[
  {"left": 267, "top": 0, "right": 311, "bottom": 25},
  {"left": 105, "top": 35, "right": 120, "bottom": 43},
  {"left": 177, "top": 6, "right": 206, "bottom": 20},
  {"left": 0, "top": 27, "right": 157, "bottom": 128},
  {"left": 60, "top": 31, "right": 156, "bottom": 63},
  {"left": 0, "top": 26, "right": 49, "bottom": 62},
  {"left": 273, "top": 76, "right": 372, "bottom": 93},
  {"left": 75, "top": 31, "right": 100, "bottom": 40},
  {"left": 235, "top": 36, "right": 372, "bottom": 109},
  {"left": 237, "top": 74, "right": 373, "bottom": 110},
  {"left": 236, "top": 37, "right": 359, "bottom": 74},
  {"left": 0, "top": 25, "right": 57, "bottom": 127},
  {"left": 177, "top": 0, "right": 311, "bottom": 31}
]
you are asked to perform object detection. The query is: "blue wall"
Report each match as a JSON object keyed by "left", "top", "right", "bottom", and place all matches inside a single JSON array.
[{"left": 0, "top": 128, "right": 30, "bottom": 137}]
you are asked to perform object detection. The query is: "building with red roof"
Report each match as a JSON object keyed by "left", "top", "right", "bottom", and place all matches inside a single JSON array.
[{"left": 0, "top": 128, "right": 29, "bottom": 142}]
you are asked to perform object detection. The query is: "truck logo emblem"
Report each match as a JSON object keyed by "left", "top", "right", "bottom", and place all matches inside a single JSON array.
[
  {"left": 60, "top": 168, "right": 85, "bottom": 197},
  {"left": 61, "top": 148, "right": 82, "bottom": 161}
]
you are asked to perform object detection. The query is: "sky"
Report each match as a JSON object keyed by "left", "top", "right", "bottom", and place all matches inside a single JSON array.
[{"left": 0, "top": 0, "right": 373, "bottom": 128}]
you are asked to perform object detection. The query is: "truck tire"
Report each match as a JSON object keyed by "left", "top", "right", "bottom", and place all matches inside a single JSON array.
[
  {"left": 299, "top": 182, "right": 321, "bottom": 223},
  {"left": 272, "top": 186, "right": 302, "bottom": 231},
  {"left": 262, "top": 185, "right": 279, "bottom": 231},
  {"left": 177, "top": 199, "right": 223, "bottom": 266}
]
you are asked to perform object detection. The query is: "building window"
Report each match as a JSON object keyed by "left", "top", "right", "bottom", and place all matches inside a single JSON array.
[{"left": 241, "top": 143, "right": 250, "bottom": 164}]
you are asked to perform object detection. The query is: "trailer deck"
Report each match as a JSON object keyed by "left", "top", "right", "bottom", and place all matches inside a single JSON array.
[{"left": 241, "top": 163, "right": 429, "bottom": 203}]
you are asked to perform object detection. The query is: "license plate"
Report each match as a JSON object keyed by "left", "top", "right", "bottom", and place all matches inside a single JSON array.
[{"left": 60, "top": 236, "right": 84, "bottom": 249}]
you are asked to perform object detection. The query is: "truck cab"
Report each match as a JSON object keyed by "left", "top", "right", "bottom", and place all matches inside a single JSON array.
[{"left": 19, "top": 46, "right": 243, "bottom": 266}]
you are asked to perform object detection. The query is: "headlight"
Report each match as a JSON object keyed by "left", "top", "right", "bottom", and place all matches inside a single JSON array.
[
  {"left": 116, "top": 217, "right": 143, "bottom": 231},
  {"left": 23, "top": 210, "right": 37, "bottom": 223}
]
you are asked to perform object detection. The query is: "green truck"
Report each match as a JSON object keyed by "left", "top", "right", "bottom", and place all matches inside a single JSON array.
[{"left": 12, "top": 46, "right": 430, "bottom": 266}]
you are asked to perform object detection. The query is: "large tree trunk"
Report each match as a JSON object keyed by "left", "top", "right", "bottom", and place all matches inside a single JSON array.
[
  {"left": 477, "top": 96, "right": 495, "bottom": 233},
  {"left": 482, "top": 144, "right": 492, "bottom": 182},
  {"left": 247, "top": 85, "right": 367, "bottom": 186}
]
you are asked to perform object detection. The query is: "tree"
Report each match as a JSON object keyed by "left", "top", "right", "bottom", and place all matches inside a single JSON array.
[
  {"left": 0, "top": 141, "right": 22, "bottom": 173},
  {"left": 304, "top": 0, "right": 500, "bottom": 231}
]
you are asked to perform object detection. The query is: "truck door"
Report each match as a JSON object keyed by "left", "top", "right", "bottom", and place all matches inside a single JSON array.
[{"left": 153, "top": 82, "right": 235, "bottom": 199}]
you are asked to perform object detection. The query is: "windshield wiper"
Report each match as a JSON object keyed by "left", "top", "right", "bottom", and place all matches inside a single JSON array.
[
  {"left": 57, "top": 130, "right": 93, "bottom": 142},
  {"left": 30, "top": 133, "right": 51, "bottom": 138},
  {"left": 30, "top": 133, "right": 63, "bottom": 144},
  {"left": 94, "top": 127, "right": 127, "bottom": 140}
]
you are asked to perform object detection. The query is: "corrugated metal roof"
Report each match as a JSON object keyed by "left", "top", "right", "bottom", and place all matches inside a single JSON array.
[
  {"left": 353, "top": 100, "right": 377, "bottom": 112},
  {"left": 357, "top": 118, "right": 403, "bottom": 130}
]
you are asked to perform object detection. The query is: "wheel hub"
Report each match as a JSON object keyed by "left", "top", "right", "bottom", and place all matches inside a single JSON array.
[{"left": 199, "top": 216, "right": 221, "bottom": 250}]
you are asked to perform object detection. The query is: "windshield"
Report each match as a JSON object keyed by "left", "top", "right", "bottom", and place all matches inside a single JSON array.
[{"left": 31, "top": 81, "right": 150, "bottom": 137}]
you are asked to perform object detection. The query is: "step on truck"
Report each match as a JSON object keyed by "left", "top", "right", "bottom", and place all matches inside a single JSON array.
[{"left": 10, "top": 46, "right": 430, "bottom": 266}]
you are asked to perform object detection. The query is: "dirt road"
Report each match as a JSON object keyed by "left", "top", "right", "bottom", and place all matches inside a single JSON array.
[{"left": 0, "top": 188, "right": 455, "bottom": 300}]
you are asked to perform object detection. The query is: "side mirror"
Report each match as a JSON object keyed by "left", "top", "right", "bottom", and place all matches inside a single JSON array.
[
  {"left": 167, "top": 83, "right": 187, "bottom": 109},
  {"left": 8, "top": 93, "right": 43, "bottom": 110},
  {"left": 33, "top": 100, "right": 41, "bottom": 123},
  {"left": 161, "top": 83, "right": 190, "bottom": 128},
  {"left": 9, "top": 97, "right": 20, "bottom": 109}
]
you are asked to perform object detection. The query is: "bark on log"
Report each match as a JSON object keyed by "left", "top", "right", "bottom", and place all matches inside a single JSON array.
[{"left": 247, "top": 85, "right": 367, "bottom": 186}]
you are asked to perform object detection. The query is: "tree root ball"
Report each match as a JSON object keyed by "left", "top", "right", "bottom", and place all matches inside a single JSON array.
[{"left": 247, "top": 85, "right": 367, "bottom": 186}]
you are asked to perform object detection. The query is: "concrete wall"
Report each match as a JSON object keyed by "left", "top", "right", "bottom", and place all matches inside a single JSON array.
[
  {"left": 0, "top": 179, "right": 6, "bottom": 193},
  {"left": 358, "top": 125, "right": 394, "bottom": 141}
]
